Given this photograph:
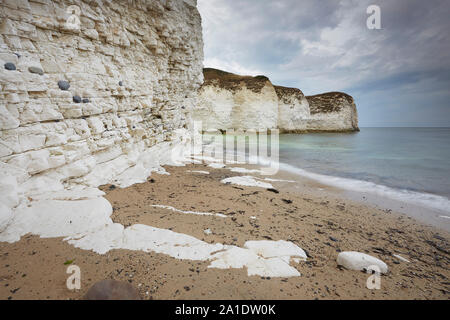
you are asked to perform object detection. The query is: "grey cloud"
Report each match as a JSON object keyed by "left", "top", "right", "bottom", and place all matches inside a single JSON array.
[{"left": 198, "top": 0, "right": 450, "bottom": 126}]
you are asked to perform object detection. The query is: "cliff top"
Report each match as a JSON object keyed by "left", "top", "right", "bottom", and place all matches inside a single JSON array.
[
  {"left": 202, "top": 68, "right": 271, "bottom": 93},
  {"left": 274, "top": 85, "right": 305, "bottom": 104},
  {"left": 306, "top": 92, "right": 354, "bottom": 114}
]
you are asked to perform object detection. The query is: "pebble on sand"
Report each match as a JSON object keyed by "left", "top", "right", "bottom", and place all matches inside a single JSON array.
[{"left": 337, "top": 251, "right": 389, "bottom": 274}]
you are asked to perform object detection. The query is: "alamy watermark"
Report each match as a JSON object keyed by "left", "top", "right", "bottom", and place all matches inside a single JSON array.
[
  {"left": 176, "top": 121, "right": 280, "bottom": 176},
  {"left": 65, "top": 5, "right": 81, "bottom": 31},
  {"left": 66, "top": 265, "right": 81, "bottom": 290},
  {"left": 367, "top": 5, "right": 381, "bottom": 30},
  {"left": 366, "top": 265, "right": 381, "bottom": 290}
]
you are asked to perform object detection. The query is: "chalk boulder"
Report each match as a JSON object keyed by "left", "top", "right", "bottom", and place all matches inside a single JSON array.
[{"left": 337, "top": 251, "right": 388, "bottom": 274}]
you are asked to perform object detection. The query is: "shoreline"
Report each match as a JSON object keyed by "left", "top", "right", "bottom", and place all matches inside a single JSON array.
[
  {"left": 0, "top": 163, "right": 449, "bottom": 300},
  {"left": 272, "top": 164, "right": 450, "bottom": 233}
]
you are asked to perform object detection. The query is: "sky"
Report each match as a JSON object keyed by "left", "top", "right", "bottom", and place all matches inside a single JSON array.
[{"left": 197, "top": 0, "right": 450, "bottom": 127}]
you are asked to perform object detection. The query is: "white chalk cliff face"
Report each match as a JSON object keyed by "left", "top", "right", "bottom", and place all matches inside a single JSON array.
[
  {"left": 0, "top": 1, "right": 309, "bottom": 278},
  {"left": 275, "top": 86, "right": 310, "bottom": 133},
  {"left": 0, "top": 0, "right": 204, "bottom": 233},
  {"left": 195, "top": 68, "right": 279, "bottom": 131},
  {"left": 196, "top": 68, "right": 359, "bottom": 133},
  {"left": 1, "top": 1, "right": 206, "bottom": 179},
  {"left": 306, "top": 92, "right": 359, "bottom": 132}
]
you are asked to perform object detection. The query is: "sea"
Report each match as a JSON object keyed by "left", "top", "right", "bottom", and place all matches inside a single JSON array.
[
  {"left": 202, "top": 127, "right": 450, "bottom": 230},
  {"left": 276, "top": 128, "right": 450, "bottom": 230}
]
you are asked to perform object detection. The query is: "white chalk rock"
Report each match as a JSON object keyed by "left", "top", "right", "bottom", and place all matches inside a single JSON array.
[
  {"left": 209, "top": 240, "right": 307, "bottom": 278},
  {"left": 245, "top": 240, "right": 307, "bottom": 261},
  {"left": 210, "top": 246, "right": 300, "bottom": 277},
  {"left": 337, "top": 251, "right": 388, "bottom": 274},
  {"left": 0, "top": 198, "right": 113, "bottom": 243},
  {"left": 0, "top": 175, "right": 20, "bottom": 208},
  {"left": 393, "top": 254, "right": 410, "bottom": 263},
  {"left": 221, "top": 176, "right": 274, "bottom": 189},
  {"left": 0, "top": 202, "right": 13, "bottom": 232},
  {"left": 209, "top": 163, "right": 226, "bottom": 169}
]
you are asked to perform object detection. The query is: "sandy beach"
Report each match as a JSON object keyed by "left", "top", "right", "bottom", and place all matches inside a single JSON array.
[{"left": 0, "top": 163, "right": 449, "bottom": 300}]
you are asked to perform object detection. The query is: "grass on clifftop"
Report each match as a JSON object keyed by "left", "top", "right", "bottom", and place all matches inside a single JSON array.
[{"left": 203, "top": 68, "right": 270, "bottom": 93}]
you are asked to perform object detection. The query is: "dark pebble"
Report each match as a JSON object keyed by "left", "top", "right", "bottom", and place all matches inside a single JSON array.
[
  {"left": 28, "top": 66, "right": 44, "bottom": 75},
  {"left": 119, "top": 81, "right": 123, "bottom": 86},
  {"left": 282, "top": 199, "right": 293, "bottom": 204},
  {"left": 329, "top": 236, "right": 339, "bottom": 242},
  {"left": 267, "top": 188, "right": 280, "bottom": 194},
  {"left": 4, "top": 63, "right": 16, "bottom": 71},
  {"left": 73, "top": 95, "right": 82, "bottom": 103},
  {"left": 184, "top": 286, "right": 190, "bottom": 291},
  {"left": 433, "top": 234, "right": 446, "bottom": 241},
  {"left": 82, "top": 98, "right": 90, "bottom": 103},
  {"left": 109, "top": 185, "right": 116, "bottom": 190},
  {"left": 58, "top": 80, "right": 70, "bottom": 91}
]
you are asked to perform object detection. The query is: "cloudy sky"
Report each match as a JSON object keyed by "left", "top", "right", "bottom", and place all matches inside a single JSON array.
[{"left": 197, "top": 0, "right": 450, "bottom": 127}]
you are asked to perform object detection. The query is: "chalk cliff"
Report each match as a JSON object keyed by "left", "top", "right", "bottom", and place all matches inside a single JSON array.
[
  {"left": 196, "top": 69, "right": 359, "bottom": 133},
  {"left": 195, "top": 68, "right": 278, "bottom": 132},
  {"left": 306, "top": 92, "right": 359, "bottom": 132},
  {"left": 275, "top": 85, "right": 310, "bottom": 133},
  {"left": 0, "top": 0, "right": 203, "bottom": 229}
]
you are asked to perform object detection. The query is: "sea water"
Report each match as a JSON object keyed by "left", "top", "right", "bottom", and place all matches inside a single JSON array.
[
  {"left": 277, "top": 128, "right": 450, "bottom": 229},
  {"left": 203, "top": 128, "right": 450, "bottom": 230}
]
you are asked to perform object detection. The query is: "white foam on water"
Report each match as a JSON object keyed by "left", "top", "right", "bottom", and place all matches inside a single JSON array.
[
  {"left": 279, "top": 162, "right": 450, "bottom": 214},
  {"left": 151, "top": 204, "right": 227, "bottom": 218}
]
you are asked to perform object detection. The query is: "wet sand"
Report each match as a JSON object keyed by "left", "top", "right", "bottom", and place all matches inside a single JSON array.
[{"left": 0, "top": 164, "right": 449, "bottom": 300}]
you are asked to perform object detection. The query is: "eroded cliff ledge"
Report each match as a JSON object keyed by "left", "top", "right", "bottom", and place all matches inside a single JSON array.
[
  {"left": 195, "top": 68, "right": 359, "bottom": 133},
  {"left": 0, "top": 0, "right": 203, "bottom": 229}
]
